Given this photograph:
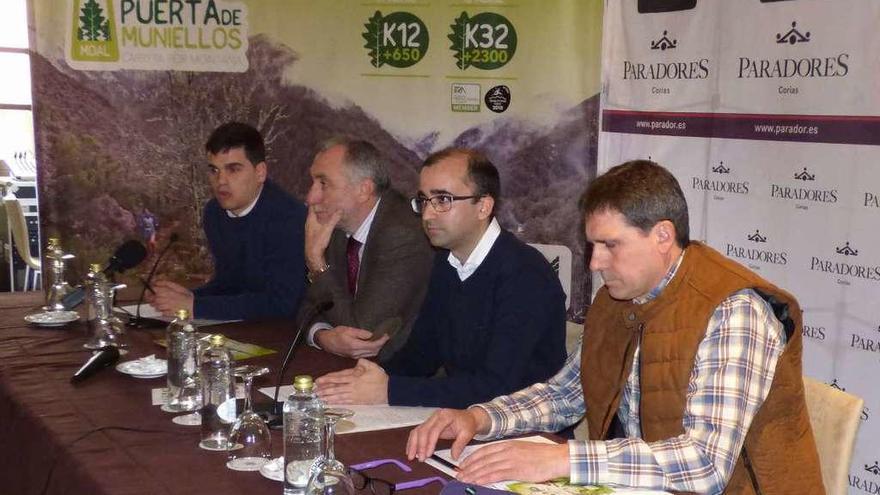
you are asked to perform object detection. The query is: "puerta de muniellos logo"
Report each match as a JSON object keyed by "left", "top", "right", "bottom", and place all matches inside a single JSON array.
[
  {"left": 770, "top": 166, "right": 837, "bottom": 209},
  {"left": 622, "top": 29, "right": 709, "bottom": 81},
  {"left": 810, "top": 241, "right": 880, "bottom": 285},
  {"left": 738, "top": 20, "right": 849, "bottom": 79},
  {"left": 726, "top": 229, "right": 787, "bottom": 270},
  {"left": 692, "top": 161, "right": 749, "bottom": 200}
]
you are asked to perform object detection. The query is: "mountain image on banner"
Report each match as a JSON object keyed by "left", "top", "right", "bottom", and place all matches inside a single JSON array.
[{"left": 32, "top": 35, "right": 596, "bottom": 317}]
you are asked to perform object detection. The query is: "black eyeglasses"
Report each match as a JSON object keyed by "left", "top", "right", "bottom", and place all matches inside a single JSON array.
[
  {"left": 348, "top": 458, "right": 447, "bottom": 495},
  {"left": 411, "top": 194, "right": 482, "bottom": 214}
]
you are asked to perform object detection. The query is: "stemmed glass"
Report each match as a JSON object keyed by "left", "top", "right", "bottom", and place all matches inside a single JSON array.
[
  {"left": 305, "top": 468, "right": 356, "bottom": 495},
  {"left": 312, "top": 408, "right": 355, "bottom": 473},
  {"left": 226, "top": 365, "right": 272, "bottom": 471},
  {"left": 305, "top": 408, "right": 355, "bottom": 495}
]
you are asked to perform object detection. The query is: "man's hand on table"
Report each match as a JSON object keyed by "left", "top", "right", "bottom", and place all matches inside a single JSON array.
[
  {"left": 406, "top": 408, "right": 570, "bottom": 484},
  {"left": 456, "top": 440, "right": 570, "bottom": 485},
  {"left": 315, "top": 358, "right": 389, "bottom": 404},
  {"left": 146, "top": 280, "right": 194, "bottom": 316},
  {"left": 406, "top": 408, "right": 488, "bottom": 462},
  {"left": 316, "top": 326, "right": 390, "bottom": 359}
]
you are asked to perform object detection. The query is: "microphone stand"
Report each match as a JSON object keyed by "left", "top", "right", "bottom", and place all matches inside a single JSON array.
[
  {"left": 128, "top": 234, "right": 178, "bottom": 329},
  {"left": 262, "top": 301, "right": 333, "bottom": 429}
]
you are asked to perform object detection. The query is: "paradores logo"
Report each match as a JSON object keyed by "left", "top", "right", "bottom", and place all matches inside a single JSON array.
[{"left": 66, "top": 0, "right": 249, "bottom": 72}]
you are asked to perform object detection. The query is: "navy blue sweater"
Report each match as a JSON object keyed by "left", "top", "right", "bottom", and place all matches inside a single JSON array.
[
  {"left": 384, "top": 229, "right": 567, "bottom": 408},
  {"left": 193, "top": 180, "right": 306, "bottom": 320}
]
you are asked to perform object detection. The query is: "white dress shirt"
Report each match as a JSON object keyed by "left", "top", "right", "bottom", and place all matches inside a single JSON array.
[
  {"left": 225, "top": 185, "right": 263, "bottom": 218},
  {"left": 447, "top": 217, "right": 501, "bottom": 281}
]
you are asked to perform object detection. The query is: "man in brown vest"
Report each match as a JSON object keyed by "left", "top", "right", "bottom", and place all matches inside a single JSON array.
[{"left": 406, "top": 160, "right": 823, "bottom": 494}]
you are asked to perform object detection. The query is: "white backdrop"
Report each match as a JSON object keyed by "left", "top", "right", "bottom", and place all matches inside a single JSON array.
[{"left": 598, "top": 1, "right": 880, "bottom": 494}]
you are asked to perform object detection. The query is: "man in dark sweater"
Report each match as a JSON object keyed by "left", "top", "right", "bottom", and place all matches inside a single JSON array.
[
  {"left": 315, "top": 148, "right": 566, "bottom": 408},
  {"left": 148, "top": 122, "right": 307, "bottom": 320}
]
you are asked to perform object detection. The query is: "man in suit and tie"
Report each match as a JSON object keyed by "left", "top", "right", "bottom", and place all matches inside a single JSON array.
[{"left": 300, "top": 137, "right": 434, "bottom": 363}]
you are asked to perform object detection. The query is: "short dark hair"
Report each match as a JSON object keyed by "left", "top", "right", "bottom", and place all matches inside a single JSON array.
[
  {"left": 422, "top": 148, "right": 501, "bottom": 211},
  {"left": 205, "top": 122, "right": 266, "bottom": 165},
  {"left": 579, "top": 160, "right": 690, "bottom": 248},
  {"left": 318, "top": 137, "right": 390, "bottom": 194}
]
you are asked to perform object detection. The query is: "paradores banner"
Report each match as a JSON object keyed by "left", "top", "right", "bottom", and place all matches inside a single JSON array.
[
  {"left": 31, "top": 0, "right": 603, "bottom": 318},
  {"left": 598, "top": 2, "right": 880, "bottom": 493}
]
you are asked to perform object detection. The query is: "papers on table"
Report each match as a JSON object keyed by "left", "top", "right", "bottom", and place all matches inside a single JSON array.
[
  {"left": 117, "top": 304, "right": 241, "bottom": 326},
  {"left": 427, "top": 435, "right": 557, "bottom": 484},
  {"left": 258, "top": 384, "right": 437, "bottom": 434},
  {"left": 428, "top": 436, "right": 670, "bottom": 494}
]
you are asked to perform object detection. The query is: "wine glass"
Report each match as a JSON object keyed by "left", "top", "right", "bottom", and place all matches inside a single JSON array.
[
  {"left": 311, "top": 408, "right": 355, "bottom": 474},
  {"left": 226, "top": 365, "right": 272, "bottom": 471},
  {"left": 305, "top": 468, "right": 356, "bottom": 495}
]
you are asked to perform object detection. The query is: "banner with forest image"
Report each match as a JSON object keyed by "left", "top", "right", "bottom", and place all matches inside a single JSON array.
[{"left": 30, "top": 0, "right": 603, "bottom": 319}]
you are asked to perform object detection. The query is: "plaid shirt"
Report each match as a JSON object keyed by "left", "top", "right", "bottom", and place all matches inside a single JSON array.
[{"left": 475, "top": 252, "right": 787, "bottom": 495}]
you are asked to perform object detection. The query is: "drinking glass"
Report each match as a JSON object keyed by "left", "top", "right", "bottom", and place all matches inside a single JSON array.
[
  {"left": 305, "top": 468, "right": 356, "bottom": 495},
  {"left": 311, "top": 408, "right": 354, "bottom": 473},
  {"left": 226, "top": 365, "right": 272, "bottom": 471}
]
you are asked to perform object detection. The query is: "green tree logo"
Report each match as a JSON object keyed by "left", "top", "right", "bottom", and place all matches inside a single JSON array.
[
  {"left": 362, "top": 11, "right": 429, "bottom": 69},
  {"left": 449, "top": 11, "right": 517, "bottom": 70},
  {"left": 78, "top": 0, "right": 112, "bottom": 41},
  {"left": 69, "top": 0, "right": 119, "bottom": 62}
]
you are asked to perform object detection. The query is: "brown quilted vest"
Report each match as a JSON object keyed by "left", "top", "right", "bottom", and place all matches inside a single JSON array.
[{"left": 580, "top": 242, "right": 824, "bottom": 495}]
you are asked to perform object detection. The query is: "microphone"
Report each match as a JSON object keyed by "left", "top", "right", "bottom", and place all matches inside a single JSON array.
[
  {"left": 61, "top": 240, "right": 148, "bottom": 310},
  {"left": 105, "top": 240, "right": 148, "bottom": 275},
  {"left": 128, "top": 233, "right": 180, "bottom": 329},
  {"left": 265, "top": 300, "right": 333, "bottom": 429},
  {"left": 71, "top": 346, "right": 121, "bottom": 383}
]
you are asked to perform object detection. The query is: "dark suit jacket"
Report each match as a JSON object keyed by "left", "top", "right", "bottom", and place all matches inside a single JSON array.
[{"left": 298, "top": 189, "right": 434, "bottom": 362}]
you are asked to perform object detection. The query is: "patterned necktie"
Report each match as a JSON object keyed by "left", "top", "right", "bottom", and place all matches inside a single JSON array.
[{"left": 346, "top": 236, "right": 362, "bottom": 295}]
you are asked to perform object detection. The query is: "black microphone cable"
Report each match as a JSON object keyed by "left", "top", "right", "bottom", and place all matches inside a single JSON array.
[{"left": 129, "top": 233, "right": 179, "bottom": 329}]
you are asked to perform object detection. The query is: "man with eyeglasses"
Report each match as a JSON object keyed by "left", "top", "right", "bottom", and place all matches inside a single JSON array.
[
  {"left": 147, "top": 122, "right": 307, "bottom": 320},
  {"left": 299, "top": 137, "right": 434, "bottom": 362},
  {"left": 316, "top": 148, "right": 566, "bottom": 408}
]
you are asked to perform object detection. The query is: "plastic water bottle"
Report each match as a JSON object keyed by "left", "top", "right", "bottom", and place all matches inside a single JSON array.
[
  {"left": 199, "top": 334, "right": 235, "bottom": 450},
  {"left": 165, "top": 309, "right": 201, "bottom": 412},
  {"left": 283, "top": 375, "right": 324, "bottom": 493}
]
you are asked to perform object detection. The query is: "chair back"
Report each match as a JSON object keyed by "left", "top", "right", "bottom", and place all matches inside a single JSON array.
[
  {"left": 527, "top": 242, "right": 572, "bottom": 310},
  {"left": 803, "top": 376, "right": 864, "bottom": 495},
  {"left": 4, "top": 196, "right": 41, "bottom": 270}
]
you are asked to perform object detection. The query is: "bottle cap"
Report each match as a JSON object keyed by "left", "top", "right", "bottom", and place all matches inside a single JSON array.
[
  {"left": 175, "top": 309, "right": 190, "bottom": 320},
  {"left": 89, "top": 263, "right": 102, "bottom": 273},
  {"left": 209, "top": 334, "right": 225, "bottom": 346},
  {"left": 293, "top": 375, "right": 314, "bottom": 391},
  {"left": 48, "top": 237, "right": 60, "bottom": 247}
]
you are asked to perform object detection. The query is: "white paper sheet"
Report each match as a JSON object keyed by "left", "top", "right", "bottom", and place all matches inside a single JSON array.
[
  {"left": 426, "top": 435, "right": 556, "bottom": 482},
  {"left": 258, "top": 384, "right": 437, "bottom": 433},
  {"left": 117, "top": 304, "right": 241, "bottom": 326}
]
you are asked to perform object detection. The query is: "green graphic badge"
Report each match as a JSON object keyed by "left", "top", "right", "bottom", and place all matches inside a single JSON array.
[
  {"left": 70, "top": 0, "right": 119, "bottom": 62},
  {"left": 449, "top": 12, "right": 517, "bottom": 70},
  {"left": 363, "top": 11, "right": 429, "bottom": 68}
]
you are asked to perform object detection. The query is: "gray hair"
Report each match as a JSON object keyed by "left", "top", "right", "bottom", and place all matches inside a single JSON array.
[{"left": 318, "top": 137, "right": 390, "bottom": 194}]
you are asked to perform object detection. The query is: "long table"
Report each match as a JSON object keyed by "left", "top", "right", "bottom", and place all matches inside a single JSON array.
[{"left": 0, "top": 293, "right": 451, "bottom": 495}]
